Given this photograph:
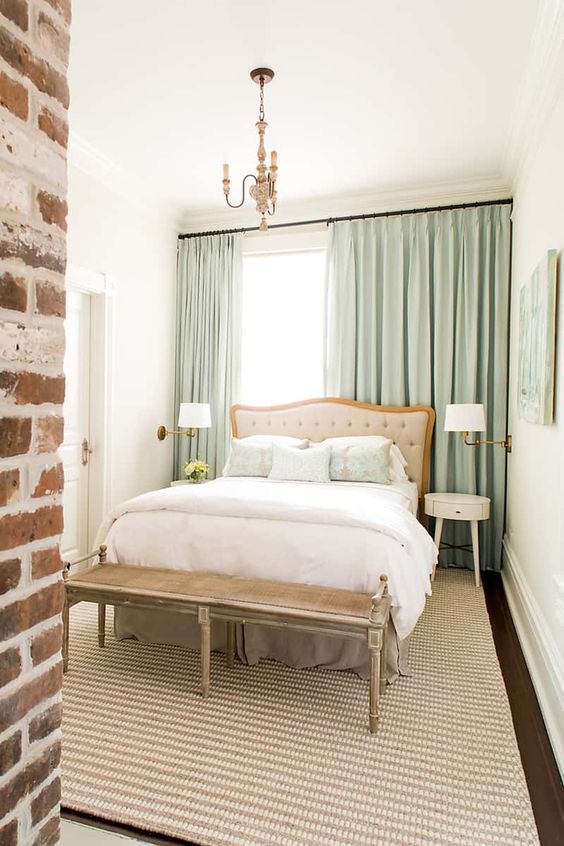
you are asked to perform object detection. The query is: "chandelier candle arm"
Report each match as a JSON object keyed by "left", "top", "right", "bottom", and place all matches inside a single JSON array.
[{"left": 221, "top": 67, "right": 277, "bottom": 231}]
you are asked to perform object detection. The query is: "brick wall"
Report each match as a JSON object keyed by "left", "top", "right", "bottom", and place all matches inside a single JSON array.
[{"left": 0, "top": 0, "right": 70, "bottom": 843}]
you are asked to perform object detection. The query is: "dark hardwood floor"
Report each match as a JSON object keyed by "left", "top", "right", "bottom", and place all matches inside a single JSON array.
[
  {"left": 482, "top": 571, "right": 564, "bottom": 846},
  {"left": 62, "top": 572, "right": 564, "bottom": 846}
]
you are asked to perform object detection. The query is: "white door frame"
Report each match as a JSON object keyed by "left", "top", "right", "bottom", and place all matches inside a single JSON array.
[{"left": 65, "top": 263, "right": 115, "bottom": 547}]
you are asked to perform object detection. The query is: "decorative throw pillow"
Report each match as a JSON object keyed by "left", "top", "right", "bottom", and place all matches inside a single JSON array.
[
  {"left": 328, "top": 442, "right": 391, "bottom": 484},
  {"left": 269, "top": 443, "right": 331, "bottom": 483},
  {"left": 223, "top": 440, "right": 273, "bottom": 477},
  {"left": 314, "top": 435, "right": 408, "bottom": 482},
  {"left": 223, "top": 437, "right": 308, "bottom": 477}
]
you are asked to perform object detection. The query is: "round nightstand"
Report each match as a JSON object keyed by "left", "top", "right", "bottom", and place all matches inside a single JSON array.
[{"left": 424, "top": 493, "right": 490, "bottom": 587}]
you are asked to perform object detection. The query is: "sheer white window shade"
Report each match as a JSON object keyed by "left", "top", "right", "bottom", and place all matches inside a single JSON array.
[{"left": 240, "top": 249, "right": 326, "bottom": 406}]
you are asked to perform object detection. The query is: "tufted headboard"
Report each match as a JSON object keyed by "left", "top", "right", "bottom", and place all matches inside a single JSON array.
[{"left": 231, "top": 398, "right": 435, "bottom": 504}]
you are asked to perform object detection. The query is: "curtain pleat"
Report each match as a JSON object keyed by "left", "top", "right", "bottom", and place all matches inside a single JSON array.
[
  {"left": 174, "top": 234, "right": 243, "bottom": 479},
  {"left": 324, "top": 205, "right": 511, "bottom": 570}
]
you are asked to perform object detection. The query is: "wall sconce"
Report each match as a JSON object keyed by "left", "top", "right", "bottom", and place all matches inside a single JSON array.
[
  {"left": 157, "top": 403, "right": 211, "bottom": 441},
  {"left": 444, "top": 403, "right": 512, "bottom": 453}
]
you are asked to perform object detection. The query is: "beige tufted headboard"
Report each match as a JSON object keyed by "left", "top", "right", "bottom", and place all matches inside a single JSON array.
[{"left": 231, "top": 397, "right": 435, "bottom": 505}]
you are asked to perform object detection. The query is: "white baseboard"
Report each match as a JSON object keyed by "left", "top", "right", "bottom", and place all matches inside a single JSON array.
[{"left": 502, "top": 536, "right": 564, "bottom": 780}]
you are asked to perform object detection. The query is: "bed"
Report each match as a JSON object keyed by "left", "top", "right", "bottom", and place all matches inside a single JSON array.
[{"left": 97, "top": 398, "right": 437, "bottom": 681}]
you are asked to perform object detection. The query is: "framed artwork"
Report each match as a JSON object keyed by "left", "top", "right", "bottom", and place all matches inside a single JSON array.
[{"left": 518, "top": 249, "right": 558, "bottom": 424}]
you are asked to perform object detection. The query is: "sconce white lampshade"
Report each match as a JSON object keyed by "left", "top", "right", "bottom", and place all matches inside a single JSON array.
[
  {"left": 444, "top": 403, "right": 486, "bottom": 432},
  {"left": 178, "top": 402, "right": 211, "bottom": 429}
]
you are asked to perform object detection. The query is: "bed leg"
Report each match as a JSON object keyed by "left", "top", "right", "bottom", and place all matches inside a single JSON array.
[
  {"left": 98, "top": 603, "right": 106, "bottom": 648},
  {"left": 226, "top": 621, "right": 235, "bottom": 668},
  {"left": 368, "top": 629, "right": 382, "bottom": 734},
  {"left": 198, "top": 606, "right": 211, "bottom": 698}
]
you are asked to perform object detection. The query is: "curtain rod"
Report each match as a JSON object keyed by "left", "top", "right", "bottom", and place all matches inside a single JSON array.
[{"left": 178, "top": 197, "right": 513, "bottom": 240}]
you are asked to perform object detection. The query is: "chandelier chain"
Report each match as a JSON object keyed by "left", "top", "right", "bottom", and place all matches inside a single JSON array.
[{"left": 259, "top": 77, "right": 265, "bottom": 122}]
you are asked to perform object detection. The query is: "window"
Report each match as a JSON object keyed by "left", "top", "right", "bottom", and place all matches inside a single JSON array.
[{"left": 240, "top": 248, "right": 326, "bottom": 406}]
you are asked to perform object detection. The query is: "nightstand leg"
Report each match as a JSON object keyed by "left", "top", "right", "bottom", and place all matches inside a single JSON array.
[
  {"left": 432, "top": 517, "right": 444, "bottom": 580},
  {"left": 470, "top": 520, "right": 480, "bottom": 587}
]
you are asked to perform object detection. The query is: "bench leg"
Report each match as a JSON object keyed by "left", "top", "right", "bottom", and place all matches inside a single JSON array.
[
  {"left": 226, "top": 621, "right": 235, "bottom": 669},
  {"left": 379, "top": 622, "right": 387, "bottom": 696},
  {"left": 368, "top": 629, "right": 382, "bottom": 733},
  {"left": 98, "top": 603, "right": 106, "bottom": 648},
  {"left": 198, "top": 606, "right": 211, "bottom": 698},
  {"left": 62, "top": 595, "right": 69, "bottom": 673}
]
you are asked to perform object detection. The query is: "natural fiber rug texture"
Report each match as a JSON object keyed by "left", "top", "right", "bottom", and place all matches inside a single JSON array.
[{"left": 62, "top": 570, "right": 539, "bottom": 846}]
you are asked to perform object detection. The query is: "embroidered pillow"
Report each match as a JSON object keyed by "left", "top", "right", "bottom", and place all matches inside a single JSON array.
[
  {"left": 223, "top": 437, "right": 308, "bottom": 477},
  {"left": 314, "top": 435, "right": 408, "bottom": 482},
  {"left": 328, "top": 441, "right": 391, "bottom": 484},
  {"left": 223, "top": 440, "right": 272, "bottom": 477},
  {"left": 269, "top": 443, "right": 331, "bottom": 483}
]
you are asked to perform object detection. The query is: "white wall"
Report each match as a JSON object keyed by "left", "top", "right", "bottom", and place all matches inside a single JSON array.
[
  {"left": 504, "top": 82, "right": 564, "bottom": 777},
  {"left": 67, "top": 166, "right": 177, "bottom": 507}
]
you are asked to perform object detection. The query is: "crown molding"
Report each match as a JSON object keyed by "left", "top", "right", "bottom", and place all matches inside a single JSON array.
[
  {"left": 179, "top": 174, "right": 511, "bottom": 233},
  {"left": 503, "top": 0, "right": 564, "bottom": 188},
  {"left": 67, "top": 131, "right": 184, "bottom": 230}
]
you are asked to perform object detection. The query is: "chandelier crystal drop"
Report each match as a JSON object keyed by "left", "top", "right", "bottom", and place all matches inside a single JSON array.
[{"left": 222, "top": 68, "right": 278, "bottom": 231}]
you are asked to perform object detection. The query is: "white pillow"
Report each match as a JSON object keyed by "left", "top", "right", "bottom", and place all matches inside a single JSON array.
[
  {"left": 240, "top": 435, "right": 309, "bottom": 448},
  {"left": 269, "top": 443, "right": 331, "bottom": 483},
  {"left": 313, "top": 435, "right": 409, "bottom": 482}
]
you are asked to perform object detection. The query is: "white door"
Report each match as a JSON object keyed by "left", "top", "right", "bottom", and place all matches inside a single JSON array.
[{"left": 61, "top": 290, "right": 92, "bottom": 561}]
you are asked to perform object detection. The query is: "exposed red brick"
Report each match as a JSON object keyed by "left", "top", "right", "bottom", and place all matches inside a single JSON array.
[
  {"left": 0, "top": 581, "right": 62, "bottom": 641},
  {"left": 0, "top": 68, "right": 28, "bottom": 119},
  {"left": 31, "top": 546, "right": 60, "bottom": 579},
  {"left": 0, "top": 272, "right": 27, "bottom": 312},
  {"left": 0, "top": 557, "right": 20, "bottom": 594},
  {"left": 28, "top": 701, "right": 61, "bottom": 743},
  {"left": 0, "top": 0, "right": 28, "bottom": 31},
  {"left": 0, "top": 416, "right": 31, "bottom": 457},
  {"left": 31, "top": 622, "right": 61, "bottom": 666},
  {"left": 34, "top": 279, "right": 64, "bottom": 317},
  {"left": 33, "top": 814, "right": 59, "bottom": 846},
  {"left": 0, "top": 731, "right": 21, "bottom": 777},
  {"left": 32, "top": 463, "right": 63, "bottom": 497},
  {"left": 43, "top": 0, "right": 70, "bottom": 24},
  {"left": 37, "top": 191, "right": 67, "bottom": 231},
  {"left": 31, "top": 775, "right": 60, "bottom": 825},
  {"left": 0, "top": 645, "right": 20, "bottom": 684},
  {"left": 0, "top": 220, "right": 66, "bottom": 274},
  {"left": 0, "top": 664, "right": 62, "bottom": 734},
  {"left": 34, "top": 415, "right": 63, "bottom": 453},
  {"left": 0, "top": 741, "right": 60, "bottom": 819},
  {"left": 36, "top": 10, "right": 69, "bottom": 66},
  {"left": 0, "top": 371, "right": 65, "bottom": 405},
  {"left": 0, "top": 819, "right": 17, "bottom": 846},
  {"left": 0, "top": 467, "right": 19, "bottom": 506},
  {"left": 0, "top": 26, "right": 69, "bottom": 108},
  {"left": 37, "top": 106, "right": 67, "bottom": 149},
  {"left": 0, "top": 504, "right": 63, "bottom": 553}
]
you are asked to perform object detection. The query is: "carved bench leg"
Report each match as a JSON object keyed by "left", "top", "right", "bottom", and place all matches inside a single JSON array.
[
  {"left": 368, "top": 628, "right": 382, "bottom": 733},
  {"left": 379, "top": 622, "right": 387, "bottom": 696},
  {"left": 98, "top": 604, "right": 106, "bottom": 648},
  {"left": 62, "top": 593, "right": 69, "bottom": 673},
  {"left": 226, "top": 621, "right": 235, "bottom": 668},
  {"left": 198, "top": 606, "right": 211, "bottom": 698}
]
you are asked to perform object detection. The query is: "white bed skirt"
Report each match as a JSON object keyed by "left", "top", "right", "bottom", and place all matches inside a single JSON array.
[{"left": 114, "top": 607, "right": 410, "bottom": 683}]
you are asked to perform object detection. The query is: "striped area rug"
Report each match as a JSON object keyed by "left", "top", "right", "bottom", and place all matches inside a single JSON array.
[{"left": 62, "top": 570, "right": 539, "bottom": 846}]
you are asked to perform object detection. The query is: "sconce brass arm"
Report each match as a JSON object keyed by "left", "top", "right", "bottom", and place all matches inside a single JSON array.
[
  {"left": 462, "top": 432, "right": 512, "bottom": 453},
  {"left": 156, "top": 426, "right": 197, "bottom": 441}
]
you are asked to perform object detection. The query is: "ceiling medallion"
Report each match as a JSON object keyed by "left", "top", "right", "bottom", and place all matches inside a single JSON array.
[{"left": 222, "top": 67, "right": 278, "bottom": 231}]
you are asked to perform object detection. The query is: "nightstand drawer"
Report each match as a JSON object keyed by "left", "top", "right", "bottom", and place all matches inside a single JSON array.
[{"left": 430, "top": 500, "right": 488, "bottom": 521}]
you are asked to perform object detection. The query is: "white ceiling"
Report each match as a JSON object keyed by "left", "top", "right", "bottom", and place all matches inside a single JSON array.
[{"left": 68, "top": 0, "right": 540, "bottom": 225}]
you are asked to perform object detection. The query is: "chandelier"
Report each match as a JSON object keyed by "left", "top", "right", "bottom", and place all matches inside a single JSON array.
[{"left": 222, "top": 68, "right": 278, "bottom": 231}]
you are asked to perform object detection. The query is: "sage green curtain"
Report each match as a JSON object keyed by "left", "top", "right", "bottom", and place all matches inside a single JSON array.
[
  {"left": 324, "top": 204, "right": 511, "bottom": 570},
  {"left": 174, "top": 234, "right": 243, "bottom": 479}
]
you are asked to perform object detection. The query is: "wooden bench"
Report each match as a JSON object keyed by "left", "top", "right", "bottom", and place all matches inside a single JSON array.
[{"left": 63, "top": 546, "right": 391, "bottom": 733}]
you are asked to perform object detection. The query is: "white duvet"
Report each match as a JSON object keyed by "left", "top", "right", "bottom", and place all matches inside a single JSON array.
[{"left": 97, "top": 477, "right": 437, "bottom": 640}]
